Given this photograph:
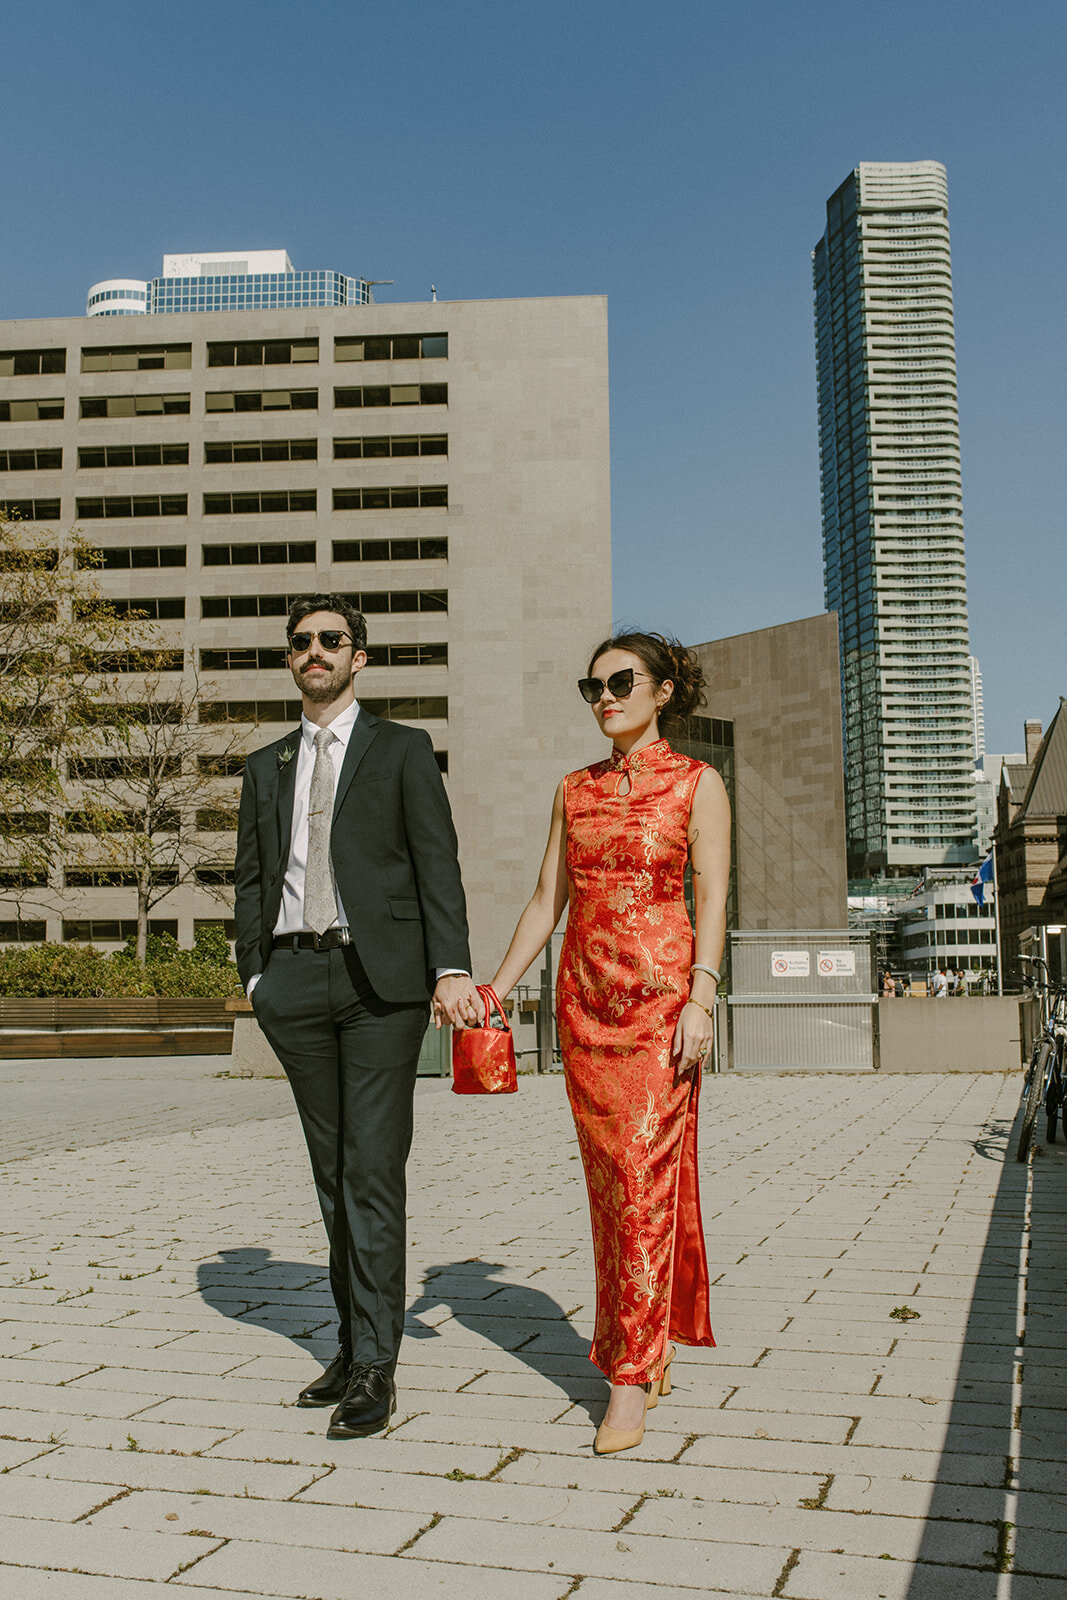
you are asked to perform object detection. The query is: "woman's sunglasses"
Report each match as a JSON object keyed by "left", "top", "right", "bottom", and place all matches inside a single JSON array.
[
  {"left": 288, "top": 629, "right": 353, "bottom": 654},
  {"left": 578, "top": 668, "right": 651, "bottom": 704}
]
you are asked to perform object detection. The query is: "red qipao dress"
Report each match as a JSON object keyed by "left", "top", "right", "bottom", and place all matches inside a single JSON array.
[{"left": 556, "top": 737, "right": 715, "bottom": 1385}]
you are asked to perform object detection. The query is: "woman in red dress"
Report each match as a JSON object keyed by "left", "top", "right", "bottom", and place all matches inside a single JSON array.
[{"left": 486, "top": 632, "right": 731, "bottom": 1453}]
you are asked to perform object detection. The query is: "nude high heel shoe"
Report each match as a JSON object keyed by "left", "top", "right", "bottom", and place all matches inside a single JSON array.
[
  {"left": 593, "top": 1385, "right": 650, "bottom": 1455},
  {"left": 646, "top": 1344, "right": 675, "bottom": 1412}
]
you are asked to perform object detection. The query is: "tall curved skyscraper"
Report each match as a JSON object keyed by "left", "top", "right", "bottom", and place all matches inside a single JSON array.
[{"left": 813, "top": 161, "right": 977, "bottom": 880}]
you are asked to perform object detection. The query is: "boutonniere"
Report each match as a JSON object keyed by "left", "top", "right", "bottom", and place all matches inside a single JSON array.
[{"left": 277, "top": 744, "right": 296, "bottom": 769}]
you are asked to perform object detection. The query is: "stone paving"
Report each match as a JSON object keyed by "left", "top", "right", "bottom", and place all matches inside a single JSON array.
[{"left": 1, "top": 1059, "right": 1064, "bottom": 1599}]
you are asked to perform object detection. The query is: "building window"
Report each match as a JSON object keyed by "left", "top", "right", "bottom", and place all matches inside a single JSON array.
[
  {"left": 71, "top": 753, "right": 182, "bottom": 782},
  {"left": 196, "top": 808, "right": 238, "bottom": 831},
  {"left": 351, "top": 589, "right": 448, "bottom": 614},
  {"left": 65, "top": 810, "right": 179, "bottom": 833},
  {"left": 361, "top": 696, "right": 448, "bottom": 720},
  {"left": 0, "top": 399, "right": 64, "bottom": 422},
  {"left": 200, "top": 589, "right": 446, "bottom": 618},
  {"left": 333, "top": 486, "right": 447, "bottom": 511},
  {"left": 0, "top": 348, "right": 66, "bottom": 376},
  {"left": 68, "top": 870, "right": 130, "bottom": 890},
  {"left": 365, "top": 643, "right": 447, "bottom": 668},
  {"left": 202, "top": 541, "right": 316, "bottom": 567},
  {"left": 108, "top": 597, "right": 186, "bottom": 621},
  {"left": 0, "top": 499, "right": 61, "bottom": 521},
  {"left": 0, "top": 448, "right": 62, "bottom": 471},
  {"left": 206, "top": 389, "right": 317, "bottom": 413},
  {"left": 80, "top": 394, "right": 190, "bottom": 418},
  {"left": 81, "top": 345, "right": 192, "bottom": 373},
  {"left": 203, "top": 490, "right": 316, "bottom": 515},
  {"left": 335, "top": 334, "right": 447, "bottom": 361},
  {"left": 200, "top": 647, "right": 288, "bottom": 671},
  {"left": 334, "top": 434, "right": 447, "bottom": 458},
  {"left": 95, "top": 650, "right": 184, "bottom": 673},
  {"left": 0, "top": 921, "right": 47, "bottom": 942},
  {"left": 78, "top": 444, "right": 189, "bottom": 468},
  {"left": 0, "top": 869, "right": 48, "bottom": 889},
  {"left": 83, "top": 545, "right": 186, "bottom": 570},
  {"left": 332, "top": 536, "right": 447, "bottom": 563},
  {"left": 204, "top": 438, "right": 317, "bottom": 464},
  {"left": 0, "top": 812, "right": 50, "bottom": 835},
  {"left": 197, "top": 754, "right": 246, "bottom": 777},
  {"left": 200, "top": 700, "right": 302, "bottom": 724},
  {"left": 207, "top": 339, "right": 318, "bottom": 367},
  {"left": 63, "top": 919, "right": 178, "bottom": 943},
  {"left": 76, "top": 495, "right": 188, "bottom": 519},
  {"left": 334, "top": 384, "right": 447, "bottom": 409}
]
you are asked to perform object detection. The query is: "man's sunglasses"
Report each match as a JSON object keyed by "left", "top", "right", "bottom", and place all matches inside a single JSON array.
[
  {"left": 578, "top": 668, "right": 650, "bottom": 704},
  {"left": 288, "top": 629, "right": 353, "bottom": 653}
]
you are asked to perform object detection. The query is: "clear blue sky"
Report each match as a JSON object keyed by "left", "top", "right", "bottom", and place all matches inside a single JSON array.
[{"left": 5, "top": 0, "right": 1064, "bottom": 752}]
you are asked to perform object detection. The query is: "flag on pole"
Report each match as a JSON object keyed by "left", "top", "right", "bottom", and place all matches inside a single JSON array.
[{"left": 971, "top": 851, "right": 994, "bottom": 906}]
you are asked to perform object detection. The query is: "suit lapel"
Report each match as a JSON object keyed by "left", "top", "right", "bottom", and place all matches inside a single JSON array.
[
  {"left": 274, "top": 731, "right": 301, "bottom": 863},
  {"left": 333, "top": 710, "right": 380, "bottom": 819}
]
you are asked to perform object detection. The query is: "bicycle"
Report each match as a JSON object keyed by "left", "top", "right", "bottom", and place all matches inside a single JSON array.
[{"left": 1016, "top": 957, "right": 1067, "bottom": 1161}]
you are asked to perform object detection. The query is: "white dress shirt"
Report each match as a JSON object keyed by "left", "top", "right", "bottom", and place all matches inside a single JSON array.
[
  {"left": 274, "top": 699, "right": 360, "bottom": 938},
  {"left": 246, "top": 697, "right": 466, "bottom": 996}
]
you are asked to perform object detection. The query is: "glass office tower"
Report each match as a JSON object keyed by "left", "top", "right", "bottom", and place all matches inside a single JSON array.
[
  {"left": 813, "top": 161, "right": 976, "bottom": 879},
  {"left": 88, "top": 251, "right": 371, "bottom": 317}
]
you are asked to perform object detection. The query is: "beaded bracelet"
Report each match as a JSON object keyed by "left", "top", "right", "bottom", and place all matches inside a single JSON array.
[{"left": 685, "top": 998, "right": 717, "bottom": 1022}]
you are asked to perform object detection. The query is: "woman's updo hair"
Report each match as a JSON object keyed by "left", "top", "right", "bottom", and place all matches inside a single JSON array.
[{"left": 587, "top": 631, "right": 707, "bottom": 731}]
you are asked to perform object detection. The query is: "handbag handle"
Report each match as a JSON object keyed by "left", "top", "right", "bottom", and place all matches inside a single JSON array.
[{"left": 477, "top": 983, "right": 510, "bottom": 1031}]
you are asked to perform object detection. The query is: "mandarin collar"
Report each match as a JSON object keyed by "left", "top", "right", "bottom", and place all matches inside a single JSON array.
[{"left": 608, "top": 737, "right": 672, "bottom": 774}]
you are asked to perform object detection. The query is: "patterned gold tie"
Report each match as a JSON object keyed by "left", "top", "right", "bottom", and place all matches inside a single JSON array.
[{"left": 304, "top": 727, "right": 338, "bottom": 934}]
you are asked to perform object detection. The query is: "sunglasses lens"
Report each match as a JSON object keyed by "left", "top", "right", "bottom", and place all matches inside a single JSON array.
[
  {"left": 319, "top": 631, "right": 343, "bottom": 650},
  {"left": 607, "top": 670, "right": 634, "bottom": 698},
  {"left": 290, "top": 633, "right": 312, "bottom": 652},
  {"left": 578, "top": 678, "right": 601, "bottom": 703}
]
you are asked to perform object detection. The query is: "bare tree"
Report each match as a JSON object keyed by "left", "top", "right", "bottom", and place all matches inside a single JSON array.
[
  {"left": 0, "top": 518, "right": 141, "bottom": 922},
  {"left": 66, "top": 657, "right": 252, "bottom": 961}
]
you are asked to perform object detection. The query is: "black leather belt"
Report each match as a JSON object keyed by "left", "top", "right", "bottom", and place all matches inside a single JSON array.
[{"left": 273, "top": 929, "right": 352, "bottom": 952}]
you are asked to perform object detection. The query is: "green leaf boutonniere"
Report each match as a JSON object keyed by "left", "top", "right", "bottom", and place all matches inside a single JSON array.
[{"left": 277, "top": 744, "right": 296, "bottom": 770}]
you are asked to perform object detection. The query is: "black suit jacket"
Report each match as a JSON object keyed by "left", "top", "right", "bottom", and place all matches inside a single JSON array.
[{"left": 234, "top": 709, "right": 471, "bottom": 1003}]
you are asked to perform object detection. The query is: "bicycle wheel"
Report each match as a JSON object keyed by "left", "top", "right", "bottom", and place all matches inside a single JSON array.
[
  {"left": 1046, "top": 1050, "right": 1064, "bottom": 1143},
  {"left": 1018, "top": 1041, "right": 1051, "bottom": 1161}
]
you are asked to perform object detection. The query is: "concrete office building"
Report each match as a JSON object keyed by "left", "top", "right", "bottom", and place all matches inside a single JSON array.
[
  {"left": 689, "top": 613, "right": 849, "bottom": 930},
  {"left": 813, "top": 161, "right": 977, "bottom": 880},
  {"left": 895, "top": 879, "right": 997, "bottom": 986},
  {"left": 0, "top": 269, "right": 612, "bottom": 972}
]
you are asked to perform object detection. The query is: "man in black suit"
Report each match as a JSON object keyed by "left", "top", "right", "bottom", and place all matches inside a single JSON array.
[{"left": 234, "top": 593, "right": 480, "bottom": 1438}]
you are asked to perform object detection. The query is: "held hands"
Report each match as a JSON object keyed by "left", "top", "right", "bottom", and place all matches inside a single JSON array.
[
  {"left": 672, "top": 999, "right": 716, "bottom": 1073},
  {"left": 432, "top": 973, "right": 485, "bottom": 1030}
]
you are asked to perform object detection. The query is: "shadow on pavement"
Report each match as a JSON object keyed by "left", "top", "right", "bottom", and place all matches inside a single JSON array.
[
  {"left": 406, "top": 1258, "right": 600, "bottom": 1414},
  {"left": 904, "top": 1110, "right": 1067, "bottom": 1595},
  {"left": 196, "top": 1247, "right": 332, "bottom": 1356}
]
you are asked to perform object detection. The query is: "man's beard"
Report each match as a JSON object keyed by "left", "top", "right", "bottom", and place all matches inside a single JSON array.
[{"left": 295, "top": 662, "right": 351, "bottom": 704}]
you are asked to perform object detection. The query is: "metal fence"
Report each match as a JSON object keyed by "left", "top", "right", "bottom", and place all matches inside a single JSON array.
[{"left": 727, "top": 930, "right": 877, "bottom": 1071}]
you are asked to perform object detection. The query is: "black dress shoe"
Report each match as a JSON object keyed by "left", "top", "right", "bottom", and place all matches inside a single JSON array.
[
  {"left": 296, "top": 1350, "right": 351, "bottom": 1408},
  {"left": 326, "top": 1363, "right": 395, "bottom": 1439}
]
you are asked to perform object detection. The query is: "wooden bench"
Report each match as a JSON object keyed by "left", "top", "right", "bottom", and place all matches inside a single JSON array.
[{"left": 0, "top": 997, "right": 234, "bottom": 1058}]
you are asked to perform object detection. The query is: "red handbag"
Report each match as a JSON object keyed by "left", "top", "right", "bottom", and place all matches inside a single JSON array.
[{"left": 451, "top": 984, "right": 518, "bottom": 1095}]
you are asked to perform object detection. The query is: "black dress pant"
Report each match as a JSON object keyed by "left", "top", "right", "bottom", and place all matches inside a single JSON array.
[{"left": 250, "top": 942, "right": 429, "bottom": 1371}]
